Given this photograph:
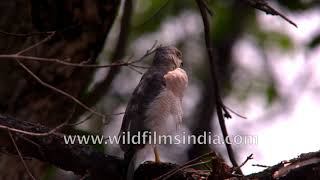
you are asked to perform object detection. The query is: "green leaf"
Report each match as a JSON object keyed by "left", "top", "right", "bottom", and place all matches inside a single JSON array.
[
  {"left": 254, "top": 30, "right": 294, "bottom": 51},
  {"left": 278, "top": 0, "right": 310, "bottom": 11},
  {"left": 266, "top": 84, "right": 278, "bottom": 105},
  {"left": 308, "top": 34, "right": 320, "bottom": 49}
]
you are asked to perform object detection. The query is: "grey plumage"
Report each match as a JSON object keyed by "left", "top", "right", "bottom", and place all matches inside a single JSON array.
[{"left": 119, "top": 46, "right": 187, "bottom": 179}]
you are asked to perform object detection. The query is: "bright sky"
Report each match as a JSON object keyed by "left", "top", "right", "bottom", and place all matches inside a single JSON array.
[{"left": 229, "top": 8, "right": 320, "bottom": 174}]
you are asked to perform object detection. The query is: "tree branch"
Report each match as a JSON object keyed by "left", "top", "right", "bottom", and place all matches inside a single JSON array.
[
  {"left": 241, "top": 0, "right": 297, "bottom": 27},
  {"left": 8, "top": 131, "right": 37, "bottom": 180},
  {"left": 0, "top": 114, "right": 319, "bottom": 179},
  {"left": 80, "top": 0, "right": 134, "bottom": 112},
  {"left": 0, "top": 114, "right": 123, "bottom": 180},
  {"left": 15, "top": 60, "right": 105, "bottom": 119},
  {"left": 247, "top": 151, "right": 320, "bottom": 180},
  {"left": 194, "top": 0, "right": 241, "bottom": 174}
]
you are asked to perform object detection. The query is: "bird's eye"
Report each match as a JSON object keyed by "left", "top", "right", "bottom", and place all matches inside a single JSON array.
[
  {"left": 176, "top": 51, "right": 182, "bottom": 58},
  {"left": 180, "top": 62, "right": 184, "bottom": 67}
]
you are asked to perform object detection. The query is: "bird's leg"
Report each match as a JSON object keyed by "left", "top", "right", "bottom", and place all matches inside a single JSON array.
[{"left": 153, "top": 145, "right": 161, "bottom": 163}]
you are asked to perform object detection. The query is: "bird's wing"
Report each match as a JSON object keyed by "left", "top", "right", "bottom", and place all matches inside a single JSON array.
[
  {"left": 119, "top": 69, "right": 166, "bottom": 146},
  {"left": 119, "top": 70, "right": 165, "bottom": 179}
]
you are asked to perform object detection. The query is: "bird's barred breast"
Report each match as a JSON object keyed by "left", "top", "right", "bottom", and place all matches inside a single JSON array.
[{"left": 144, "top": 68, "right": 188, "bottom": 135}]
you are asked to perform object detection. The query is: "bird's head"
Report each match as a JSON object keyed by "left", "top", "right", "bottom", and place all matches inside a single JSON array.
[{"left": 152, "top": 46, "right": 183, "bottom": 71}]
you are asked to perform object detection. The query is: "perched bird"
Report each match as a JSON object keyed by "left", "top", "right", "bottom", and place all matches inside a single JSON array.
[{"left": 119, "top": 46, "right": 188, "bottom": 179}]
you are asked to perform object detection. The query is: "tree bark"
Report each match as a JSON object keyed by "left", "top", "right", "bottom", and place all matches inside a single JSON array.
[
  {"left": 0, "top": 0, "right": 119, "bottom": 179},
  {"left": 1, "top": 114, "right": 319, "bottom": 180}
]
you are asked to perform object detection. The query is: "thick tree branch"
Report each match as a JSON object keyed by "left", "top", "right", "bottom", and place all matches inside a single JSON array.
[
  {"left": 81, "top": 0, "right": 134, "bottom": 112},
  {"left": 0, "top": 114, "right": 319, "bottom": 179},
  {"left": 195, "top": 0, "right": 240, "bottom": 174},
  {"left": 241, "top": 0, "right": 297, "bottom": 27},
  {"left": 0, "top": 114, "right": 123, "bottom": 180},
  {"left": 247, "top": 151, "right": 320, "bottom": 180}
]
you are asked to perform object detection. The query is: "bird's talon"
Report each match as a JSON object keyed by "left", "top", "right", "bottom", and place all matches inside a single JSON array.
[{"left": 154, "top": 145, "right": 161, "bottom": 164}]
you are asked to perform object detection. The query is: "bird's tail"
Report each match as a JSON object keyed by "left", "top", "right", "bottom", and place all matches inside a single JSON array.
[{"left": 123, "top": 149, "right": 136, "bottom": 180}]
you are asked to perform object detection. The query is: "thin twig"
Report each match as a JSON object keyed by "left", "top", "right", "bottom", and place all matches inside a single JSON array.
[
  {"left": 4, "top": 31, "right": 108, "bottom": 119},
  {"left": 127, "top": 65, "right": 144, "bottom": 74},
  {"left": 127, "top": 41, "right": 158, "bottom": 64},
  {"left": 0, "top": 22, "right": 155, "bottom": 125},
  {"left": 252, "top": 164, "right": 270, "bottom": 168},
  {"left": 232, "top": 154, "right": 254, "bottom": 172},
  {"left": 72, "top": 44, "right": 158, "bottom": 120},
  {"left": 68, "top": 112, "right": 94, "bottom": 126},
  {"left": 8, "top": 131, "right": 37, "bottom": 180},
  {"left": 130, "top": 64, "right": 150, "bottom": 69},
  {"left": 162, "top": 160, "right": 212, "bottom": 180},
  {"left": 17, "top": 135, "right": 46, "bottom": 159},
  {"left": 69, "top": 112, "right": 124, "bottom": 126},
  {"left": 0, "top": 31, "right": 155, "bottom": 69},
  {"left": 0, "top": 54, "right": 150, "bottom": 68},
  {"left": 154, "top": 151, "right": 215, "bottom": 180},
  {"left": 0, "top": 124, "right": 54, "bottom": 137},
  {"left": 17, "top": 32, "right": 55, "bottom": 55},
  {"left": 15, "top": 60, "right": 105, "bottom": 119},
  {"left": 0, "top": 115, "right": 124, "bottom": 178},
  {"left": 81, "top": 0, "right": 135, "bottom": 116},
  {"left": 0, "top": 30, "right": 54, "bottom": 37},
  {"left": 195, "top": 0, "right": 242, "bottom": 174},
  {"left": 0, "top": 24, "right": 79, "bottom": 38},
  {"left": 224, "top": 105, "right": 247, "bottom": 119},
  {"left": 133, "top": 0, "right": 170, "bottom": 28}
]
